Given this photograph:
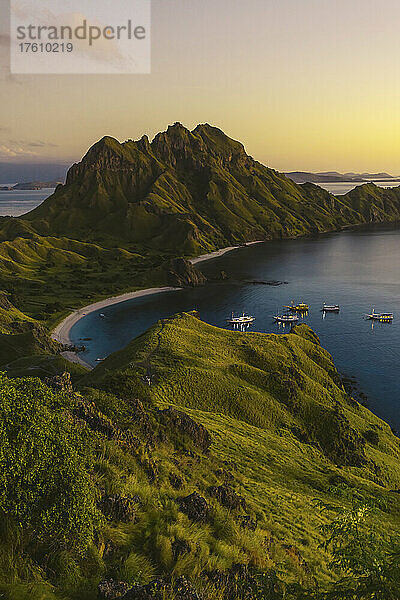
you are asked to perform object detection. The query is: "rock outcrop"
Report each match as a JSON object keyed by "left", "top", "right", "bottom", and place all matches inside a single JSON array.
[
  {"left": 121, "top": 576, "right": 202, "bottom": 600},
  {"left": 177, "top": 492, "right": 209, "bottom": 523},
  {"left": 166, "top": 258, "right": 206, "bottom": 287},
  {"left": 158, "top": 407, "right": 211, "bottom": 452},
  {"left": 169, "top": 472, "right": 184, "bottom": 489},
  {"left": 98, "top": 495, "right": 138, "bottom": 523},
  {"left": 208, "top": 484, "right": 246, "bottom": 510},
  {"left": 73, "top": 399, "right": 141, "bottom": 450},
  {"left": 98, "top": 579, "right": 131, "bottom": 599},
  {"left": 45, "top": 371, "right": 73, "bottom": 393}
]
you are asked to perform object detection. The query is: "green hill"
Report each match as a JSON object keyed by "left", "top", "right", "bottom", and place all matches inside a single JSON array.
[
  {"left": 82, "top": 312, "right": 400, "bottom": 483},
  {"left": 2, "top": 313, "right": 400, "bottom": 599},
  {"left": 22, "top": 124, "right": 400, "bottom": 254}
]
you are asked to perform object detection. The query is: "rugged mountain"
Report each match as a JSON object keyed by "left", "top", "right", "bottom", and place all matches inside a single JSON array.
[{"left": 23, "top": 123, "right": 400, "bottom": 256}]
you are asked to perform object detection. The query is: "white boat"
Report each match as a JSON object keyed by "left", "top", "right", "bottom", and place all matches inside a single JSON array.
[
  {"left": 227, "top": 312, "right": 255, "bottom": 326},
  {"left": 274, "top": 314, "right": 299, "bottom": 323},
  {"left": 99, "top": 313, "right": 105, "bottom": 318},
  {"left": 322, "top": 303, "right": 340, "bottom": 312}
]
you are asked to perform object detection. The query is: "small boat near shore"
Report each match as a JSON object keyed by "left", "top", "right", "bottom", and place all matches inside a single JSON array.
[
  {"left": 274, "top": 314, "right": 299, "bottom": 324},
  {"left": 365, "top": 309, "right": 393, "bottom": 322},
  {"left": 227, "top": 312, "right": 255, "bottom": 328},
  {"left": 285, "top": 301, "right": 309, "bottom": 312},
  {"left": 322, "top": 303, "right": 340, "bottom": 312}
]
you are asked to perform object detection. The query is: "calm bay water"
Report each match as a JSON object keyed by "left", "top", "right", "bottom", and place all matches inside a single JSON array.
[
  {"left": 71, "top": 226, "right": 400, "bottom": 429},
  {"left": 0, "top": 188, "right": 53, "bottom": 216}
]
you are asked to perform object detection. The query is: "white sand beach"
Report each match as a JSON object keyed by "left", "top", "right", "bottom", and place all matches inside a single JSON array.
[
  {"left": 52, "top": 241, "right": 266, "bottom": 368},
  {"left": 190, "top": 240, "right": 264, "bottom": 265},
  {"left": 51, "top": 287, "right": 181, "bottom": 368}
]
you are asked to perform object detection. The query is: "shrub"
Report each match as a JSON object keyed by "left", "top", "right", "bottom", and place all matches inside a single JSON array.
[{"left": 0, "top": 374, "right": 100, "bottom": 551}]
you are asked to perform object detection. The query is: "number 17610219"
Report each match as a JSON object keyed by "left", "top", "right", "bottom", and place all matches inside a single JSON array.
[{"left": 19, "top": 42, "right": 73, "bottom": 53}]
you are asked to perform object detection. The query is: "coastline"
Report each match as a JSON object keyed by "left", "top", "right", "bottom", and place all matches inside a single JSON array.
[
  {"left": 190, "top": 240, "right": 265, "bottom": 265},
  {"left": 51, "top": 287, "right": 182, "bottom": 368},
  {"left": 52, "top": 240, "right": 266, "bottom": 369}
]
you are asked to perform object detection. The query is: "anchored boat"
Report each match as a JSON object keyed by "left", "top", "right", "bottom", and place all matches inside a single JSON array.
[
  {"left": 227, "top": 312, "right": 255, "bottom": 328},
  {"left": 322, "top": 303, "right": 340, "bottom": 312},
  {"left": 274, "top": 314, "right": 299, "bottom": 324},
  {"left": 285, "top": 301, "right": 309, "bottom": 312},
  {"left": 365, "top": 309, "right": 393, "bottom": 322}
]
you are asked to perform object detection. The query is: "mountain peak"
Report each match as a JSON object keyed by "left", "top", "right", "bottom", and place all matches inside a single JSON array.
[
  {"left": 92, "top": 135, "right": 121, "bottom": 150},
  {"left": 166, "top": 121, "right": 188, "bottom": 133},
  {"left": 192, "top": 123, "right": 223, "bottom": 135},
  {"left": 193, "top": 123, "right": 247, "bottom": 158},
  {"left": 24, "top": 123, "right": 400, "bottom": 249},
  {"left": 65, "top": 136, "right": 127, "bottom": 184},
  {"left": 82, "top": 135, "right": 123, "bottom": 162}
]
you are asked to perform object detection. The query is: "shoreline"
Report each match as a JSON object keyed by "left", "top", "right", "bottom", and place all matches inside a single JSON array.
[
  {"left": 52, "top": 240, "right": 266, "bottom": 369},
  {"left": 51, "top": 287, "right": 182, "bottom": 369},
  {"left": 190, "top": 240, "right": 265, "bottom": 265}
]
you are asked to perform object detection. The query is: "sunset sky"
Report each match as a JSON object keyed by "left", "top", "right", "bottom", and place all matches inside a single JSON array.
[{"left": 0, "top": 0, "right": 399, "bottom": 174}]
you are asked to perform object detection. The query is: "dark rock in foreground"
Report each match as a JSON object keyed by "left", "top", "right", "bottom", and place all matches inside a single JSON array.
[
  {"left": 158, "top": 407, "right": 212, "bottom": 452},
  {"left": 121, "top": 576, "right": 202, "bottom": 600},
  {"left": 169, "top": 472, "right": 184, "bottom": 489},
  {"left": 45, "top": 371, "right": 73, "bottom": 392},
  {"left": 239, "top": 515, "right": 258, "bottom": 531},
  {"left": 172, "top": 538, "right": 192, "bottom": 559},
  {"left": 99, "top": 495, "right": 138, "bottom": 522},
  {"left": 177, "top": 492, "right": 209, "bottom": 523},
  {"left": 208, "top": 484, "right": 246, "bottom": 510},
  {"left": 98, "top": 579, "right": 130, "bottom": 599}
]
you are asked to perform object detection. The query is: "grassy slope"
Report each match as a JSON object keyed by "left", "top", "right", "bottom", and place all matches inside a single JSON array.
[
  {"left": 0, "top": 292, "right": 88, "bottom": 381},
  {"left": 2, "top": 315, "right": 400, "bottom": 599},
  {"left": 80, "top": 313, "right": 400, "bottom": 586}
]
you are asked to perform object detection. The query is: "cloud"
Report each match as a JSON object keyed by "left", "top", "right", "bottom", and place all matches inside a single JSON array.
[
  {"left": 0, "top": 144, "right": 38, "bottom": 159},
  {"left": 28, "top": 141, "right": 58, "bottom": 148},
  {"left": 11, "top": 139, "right": 59, "bottom": 149},
  {"left": 0, "top": 138, "right": 59, "bottom": 160}
]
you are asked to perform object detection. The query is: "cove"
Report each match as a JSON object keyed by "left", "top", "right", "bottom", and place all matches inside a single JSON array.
[{"left": 71, "top": 225, "right": 400, "bottom": 430}]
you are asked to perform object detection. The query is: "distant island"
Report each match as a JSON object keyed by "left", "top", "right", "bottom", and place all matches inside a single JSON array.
[
  {"left": 285, "top": 170, "right": 400, "bottom": 184},
  {"left": 0, "top": 180, "right": 62, "bottom": 191}
]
